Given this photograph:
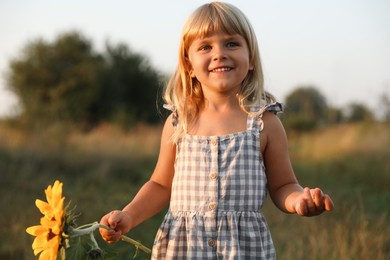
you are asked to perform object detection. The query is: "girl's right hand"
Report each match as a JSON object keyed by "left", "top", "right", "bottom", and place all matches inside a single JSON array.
[
  {"left": 294, "top": 187, "right": 334, "bottom": 217},
  {"left": 99, "top": 210, "right": 133, "bottom": 244}
]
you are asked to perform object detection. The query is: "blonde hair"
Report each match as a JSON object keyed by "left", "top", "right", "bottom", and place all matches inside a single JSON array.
[{"left": 164, "top": 1, "right": 274, "bottom": 141}]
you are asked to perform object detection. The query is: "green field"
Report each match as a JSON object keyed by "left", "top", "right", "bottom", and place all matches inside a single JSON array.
[{"left": 0, "top": 122, "right": 389, "bottom": 259}]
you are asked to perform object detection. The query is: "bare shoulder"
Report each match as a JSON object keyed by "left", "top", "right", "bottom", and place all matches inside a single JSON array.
[
  {"left": 261, "top": 111, "right": 288, "bottom": 152},
  {"left": 156, "top": 114, "right": 177, "bottom": 166},
  {"left": 158, "top": 113, "right": 178, "bottom": 147},
  {"left": 262, "top": 111, "right": 286, "bottom": 138},
  {"left": 162, "top": 114, "right": 176, "bottom": 136},
  {"left": 262, "top": 111, "right": 283, "bottom": 126}
]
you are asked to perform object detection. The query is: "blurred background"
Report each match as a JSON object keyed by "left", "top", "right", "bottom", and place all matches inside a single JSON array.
[{"left": 0, "top": 0, "right": 389, "bottom": 259}]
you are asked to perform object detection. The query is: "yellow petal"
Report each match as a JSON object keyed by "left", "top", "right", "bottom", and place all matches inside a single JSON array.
[
  {"left": 52, "top": 180, "right": 63, "bottom": 199},
  {"left": 34, "top": 247, "right": 43, "bottom": 256},
  {"left": 51, "top": 224, "right": 62, "bottom": 235},
  {"left": 38, "top": 249, "right": 51, "bottom": 260},
  {"left": 47, "top": 236, "right": 60, "bottom": 259},
  {"left": 46, "top": 180, "right": 63, "bottom": 208},
  {"left": 26, "top": 225, "right": 49, "bottom": 236},
  {"left": 44, "top": 184, "right": 53, "bottom": 205},
  {"left": 29, "top": 180, "right": 64, "bottom": 260},
  {"left": 36, "top": 235, "right": 60, "bottom": 260},
  {"left": 53, "top": 198, "right": 65, "bottom": 221},
  {"left": 39, "top": 216, "right": 62, "bottom": 236},
  {"left": 32, "top": 235, "right": 48, "bottom": 255},
  {"left": 40, "top": 217, "right": 57, "bottom": 229},
  {"left": 36, "top": 199, "right": 54, "bottom": 219}
]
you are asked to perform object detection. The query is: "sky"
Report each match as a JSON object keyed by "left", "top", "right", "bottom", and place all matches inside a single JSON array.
[{"left": 1, "top": 0, "right": 389, "bottom": 117}]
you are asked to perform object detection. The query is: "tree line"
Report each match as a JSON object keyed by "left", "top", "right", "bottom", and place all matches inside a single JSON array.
[
  {"left": 5, "top": 31, "right": 389, "bottom": 132},
  {"left": 6, "top": 31, "right": 164, "bottom": 130}
]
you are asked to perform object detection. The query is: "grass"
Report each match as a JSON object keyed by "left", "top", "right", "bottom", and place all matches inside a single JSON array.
[
  {"left": 0, "top": 121, "right": 389, "bottom": 259},
  {"left": 270, "top": 122, "right": 390, "bottom": 259}
]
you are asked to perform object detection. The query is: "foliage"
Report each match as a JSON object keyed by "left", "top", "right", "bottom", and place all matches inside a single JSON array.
[
  {"left": 91, "top": 43, "right": 163, "bottom": 128},
  {"left": 26, "top": 180, "right": 151, "bottom": 259},
  {"left": 325, "top": 106, "right": 343, "bottom": 125},
  {"left": 0, "top": 123, "right": 161, "bottom": 259},
  {"left": 6, "top": 31, "right": 164, "bottom": 130},
  {"left": 344, "top": 102, "right": 375, "bottom": 123},
  {"left": 7, "top": 32, "right": 104, "bottom": 127},
  {"left": 1, "top": 122, "right": 389, "bottom": 259},
  {"left": 284, "top": 86, "right": 327, "bottom": 131}
]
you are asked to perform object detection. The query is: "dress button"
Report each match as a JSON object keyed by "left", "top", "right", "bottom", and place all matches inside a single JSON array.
[
  {"left": 209, "top": 202, "right": 217, "bottom": 211},
  {"left": 210, "top": 172, "right": 217, "bottom": 180},
  {"left": 208, "top": 239, "right": 216, "bottom": 247},
  {"left": 211, "top": 139, "right": 218, "bottom": 146}
]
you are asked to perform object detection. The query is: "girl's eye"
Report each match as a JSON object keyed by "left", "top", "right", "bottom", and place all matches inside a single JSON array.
[
  {"left": 226, "top": 42, "right": 239, "bottom": 48},
  {"left": 199, "top": 45, "right": 211, "bottom": 51}
]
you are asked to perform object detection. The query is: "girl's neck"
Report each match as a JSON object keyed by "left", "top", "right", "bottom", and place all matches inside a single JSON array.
[
  {"left": 202, "top": 92, "right": 241, "bottom": 112},
  {"left": 187, "top": 101, "right": 247, "bottom": 136}
]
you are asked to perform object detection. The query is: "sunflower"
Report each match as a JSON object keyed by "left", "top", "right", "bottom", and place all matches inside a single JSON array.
[{"left": 26, "top": 180, "right": 65, "bottom": 260}]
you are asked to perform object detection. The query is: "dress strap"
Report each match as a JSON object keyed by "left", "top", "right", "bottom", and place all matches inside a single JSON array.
[
  {"left": 247, "top": 102, "right": 283, "bottom": 131},
  {"left": 164, "top": 102, "right": 283, "bottom": 130},
  {"left": 163, "top": 104, "right": 178, "bottom": 127}
]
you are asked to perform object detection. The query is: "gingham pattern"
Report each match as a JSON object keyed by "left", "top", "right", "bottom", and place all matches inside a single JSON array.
[{"left": 153, "top": 103, "right": 283, "bottom": 259}]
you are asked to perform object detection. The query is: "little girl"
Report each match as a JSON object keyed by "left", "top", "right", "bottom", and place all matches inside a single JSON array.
[{"left": 100, "top": 2, "right": 334, "bottom": 259}]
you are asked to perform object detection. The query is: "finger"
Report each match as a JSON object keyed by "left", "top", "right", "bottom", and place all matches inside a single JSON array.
[
  {"left": 99, "top": 211, "right": 121, "bottom": 239},
  {"left": 99, "top": 214, "right": 111, "bottom": 235},
  {"left": 304, "top": 188, "right": 315, "bottom": 212},
  {"left": 107, "top": 210, "right": 122, "bottom": 229},
  {"left": 311, "top": 188, "right": 325, "bottom": 210},
  {"left": 99, "top": 215, "right": 109, "bottom": 226},
  {"left": 100, "top": 225, "right": 121, "bottom": 243},
  {"left": 324, "top": 194, "right": 334, "bottom": 211},
  {"left": 295, "top": 199, "right": 307, "bottom": 216},
  {"left": 106, "top": 231, "right": 122, "bottom": 244}
]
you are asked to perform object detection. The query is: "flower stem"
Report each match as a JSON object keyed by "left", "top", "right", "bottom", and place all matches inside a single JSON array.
[
  {"left": 68, "top": 222, "right": 151, "bottom": 255},
  {"left": 69, "top": 222, "right": 101, "bottom": 237}
]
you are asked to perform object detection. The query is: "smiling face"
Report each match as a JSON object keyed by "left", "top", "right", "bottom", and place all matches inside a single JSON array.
[{"left": 187, "top": 32, "right": 253, "bottom": 97}]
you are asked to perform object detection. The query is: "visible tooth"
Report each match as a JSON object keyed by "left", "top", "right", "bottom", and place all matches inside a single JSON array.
[{"left": 213, "top": 67, "right": 230, "bottom": 72}]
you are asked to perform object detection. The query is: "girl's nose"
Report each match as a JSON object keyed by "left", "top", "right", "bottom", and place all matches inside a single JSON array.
[{"left": 212, "top": 46, "right": 227, "bottom": 60}]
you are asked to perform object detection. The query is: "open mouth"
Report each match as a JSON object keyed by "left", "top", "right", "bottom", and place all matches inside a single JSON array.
[{"left": 211, "top": 67, "right": 232, "bottom": 73}]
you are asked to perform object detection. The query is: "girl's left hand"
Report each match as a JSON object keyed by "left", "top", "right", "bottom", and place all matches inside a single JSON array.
[{"left": 294, "top": 187, "right": 334, "bottom": 216}]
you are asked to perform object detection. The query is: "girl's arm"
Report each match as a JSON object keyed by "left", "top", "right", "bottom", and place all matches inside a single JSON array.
[
  {"left": 122, "top": 114, "right": 176, "bottom": 227},
  {"left": 100, "top": 115, "right": 176, "bottom": 243},
  {"left": 262, "top": 112, "right": 333, "bottom": 216}
]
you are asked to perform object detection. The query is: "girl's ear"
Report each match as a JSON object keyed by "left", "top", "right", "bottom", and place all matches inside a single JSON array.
[
  {"left": 249, "top": 61, "right": 254, "bottom": 71},
  {"left": 185, "top": 58, "right": 196, "bottom": 78}
]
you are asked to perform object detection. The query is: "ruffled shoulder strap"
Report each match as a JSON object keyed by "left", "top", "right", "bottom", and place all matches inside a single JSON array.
[
  {"left": 163, "top": 104, "right": 178, "bottom": 127},
  {"left": 247, "top": 102, "right": 283, "bottom": 131}
]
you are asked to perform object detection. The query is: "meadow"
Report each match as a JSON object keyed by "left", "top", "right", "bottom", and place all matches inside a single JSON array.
[{"left": 0, "top": 121, "right": 389, "bottom": 259}]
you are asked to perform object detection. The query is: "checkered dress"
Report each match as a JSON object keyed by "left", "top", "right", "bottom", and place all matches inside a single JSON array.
[{"left": 152, "top": 103, "right": 283, "bottom": 259}]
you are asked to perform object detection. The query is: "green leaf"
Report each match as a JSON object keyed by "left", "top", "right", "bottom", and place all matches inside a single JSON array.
[
  {"left": 65, "top": 237, "right": 87, "bottom": 260},
  {"left": 102, "top": 249, "right": 118, "bottom": 260}
]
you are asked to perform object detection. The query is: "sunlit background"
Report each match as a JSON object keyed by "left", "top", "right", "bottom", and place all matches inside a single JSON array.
[
  {"left": 1, "top": 1, "right": 390, "bottom": 259},
  {"left": 1, "top": 0, "right": 389, "bottom": 117}
]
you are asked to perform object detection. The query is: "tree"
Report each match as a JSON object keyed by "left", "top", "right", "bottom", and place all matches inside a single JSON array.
[
  {"left": 6, "top": 31, "right": 164, "bottom": 129},
  {"left": 91, "top": 43, "right": 163, "bottom": 127},
  {"left": 7, "top": 31, "right": 104, "bottom": 126},
  {"left": 344, "top": 102, "right": 374, "bottom": 123},
  {"left": 284, "top": 86, "right": 327, "bottom": 131},
  {"left": 326, "top": 107, "right": 343, "bottom": 125}
]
